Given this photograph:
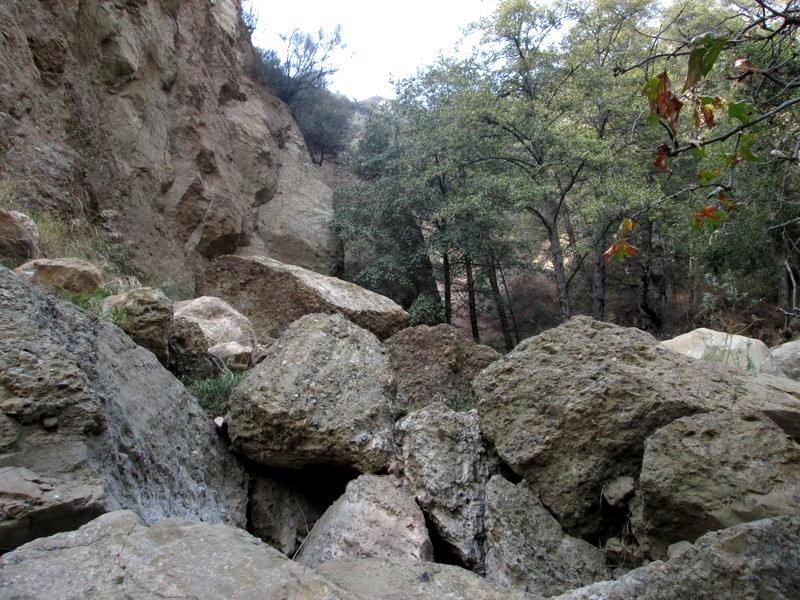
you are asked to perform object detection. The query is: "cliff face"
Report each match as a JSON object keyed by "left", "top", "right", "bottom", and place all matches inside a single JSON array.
[{"left": 0, "top": 0, "right": 337, "bottom": 283}]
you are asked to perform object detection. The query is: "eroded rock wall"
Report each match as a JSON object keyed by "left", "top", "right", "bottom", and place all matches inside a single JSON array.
[{"left": 0, "top": 0, "right": 337, "bottom": 284}]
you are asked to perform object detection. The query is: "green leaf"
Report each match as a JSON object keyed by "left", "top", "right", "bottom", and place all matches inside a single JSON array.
[
  {"left": 698, "top": 168, "right": 721, "bottom": 184},
  {"left": 692, "top": 145, "right": 707, "bottom": 158},
  {"left": 728, "top": 101, "right": 754, "bottom": 124},
  {"left": 685, "top": 35, "right": 728, "bottom": 90}
]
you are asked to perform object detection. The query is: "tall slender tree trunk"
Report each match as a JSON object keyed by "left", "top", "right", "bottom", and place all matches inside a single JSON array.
[
  {"left": 591, "top": 237, "right": 606, "bottom": 320},
  {"left": 548, "top": 226, "right": 572, "bottom": 322},
  {"left": 465, "top": 256, "right": 480, "bottom": 342},
  {"left": 499, "top": 263, "right": 520, "bottom": 344},
  {"left": 443, "top": 250, "right": 452, "bottom": 325},
  {"left": 488, "top": 256, "right": 514, "bottom": 351}
]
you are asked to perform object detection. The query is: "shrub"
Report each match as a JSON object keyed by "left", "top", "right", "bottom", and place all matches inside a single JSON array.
[
  {"left": 62, "top": 287, "right": 114, "bottom": 315},
  {"left": 408, "top": 293, "right": 444, "bottom": 326},
  {"left": 182, "top": 371, "right": 247, "bottom": 416}
]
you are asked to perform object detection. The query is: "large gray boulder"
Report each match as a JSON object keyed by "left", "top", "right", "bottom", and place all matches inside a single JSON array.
[
  {"left": 395, "top": 402, "right": 498, "bottom": 569},
  {"left": 0, "top": 267, "right": 247, "bottom": 551},
  {"left": 473, "top": 316, "right": 800, "bottom": 538},
  {"left": 633, "top": 411, "right": 800, "bottom": 559},
  {"left": 226, "top": 313, "right": 399, "bottom": 472},
  {"left": 662, "top": 327, "right": 785, "bottom": 376},
  {"left": 484, "top": 476, "right": 609, "bottom": 596},
  {"left": 772, "top": 339, "right": 800, "bottom": 380},
  {"left": 197, "top": 255, "right": 409, "bottom": 341},
  {"left": 101, "top": 287, "right": 173, "bottom": 366},
  {"left": 319, "top": 558, "right": 526, "bottom": 600},
  {"left": 0, "top": 208, "right": 40, "bottom": 266},
  {"left": 386, "top": 324, "right": 500, "bottom": 411},
  {"left": 552, "top": 516, "right": 800, "bottom": 600},
  {"left": 296, "top": 474, "right": 433, "bottom": 568},
  {"left": 0, "top": 511, "right": 357, "bottom": 599}
]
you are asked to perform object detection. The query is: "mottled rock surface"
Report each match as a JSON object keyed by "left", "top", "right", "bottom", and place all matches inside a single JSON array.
[
  {"left": 102, "top": 287, "right": 173, "bottom": 366},
  {"left": 662, "top": 327, "right": 785, "bottom": 376},
  {"left": 474, "top": 316, "right": 800, "bottom": 537},
  {"left": 14, "top": 258, "right": 102, "bottom": 295},
  {"left": 227, "top": 314, "right": 399, "bottom": 472},
  {"left": 633, "top": 411, "right": 800, "bottom": 558},
  {"left": 209, "top": 340, "right": 252, "bottom": 371},
  {"left": 552, "top": 517, "right": 800, "bottom": 600},
  {"left": 0, "top": 511, "right": 356, "bottom": 599},
  {"left": 0, "top": 267, "right": 246, "bottom": 551},
  {"left": 773, "top": 339, "right": 800, "bottom": 380},
  {"left": 173, "top": 296, "right": 256, "bottom": 349},
  {"left": 0, "top": 209, "right": 40, "bottom": 266},
  {"left": 386, "top": 324, "right": 500, "bottom": 410},
  {"left": 395, "top": 402, "right": 498, "bottom": 569},
  {"left": 484, "top": 476, "right": 609, "bottom": 596},
  {"left": 197, "top": 255, "right": 409, "bottom": 341},
  {"left": 319, "top": 558, "right": 526, "bottom": 600},
  {"left": 296, "top": 475, "right": 433, "bottom": 568},
  {"left": 168, "top": 315, "right": 218, "bottom": 380}
]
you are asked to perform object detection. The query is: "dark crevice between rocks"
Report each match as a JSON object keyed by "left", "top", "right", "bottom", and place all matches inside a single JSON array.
[{"left": 422, "top": 512, "right": 470, "bottom": 570}]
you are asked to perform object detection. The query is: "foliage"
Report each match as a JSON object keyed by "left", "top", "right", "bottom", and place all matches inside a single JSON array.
[
  {"left": 291, "top": 88, "right": 354, "bottom": 164},
  {"left": 408, "top": 293, "right": 445, "bottom": 326},
  {"left": 182, "top": 371, "right": 247, "bottom": 416},
  {"left": 61, "top": 287, "right": 114, "bottom": 316}
]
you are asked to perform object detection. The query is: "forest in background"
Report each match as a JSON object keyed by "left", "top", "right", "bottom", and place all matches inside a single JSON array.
[{"left": 252, "top": 0, "right": 800, "bottom": 351}]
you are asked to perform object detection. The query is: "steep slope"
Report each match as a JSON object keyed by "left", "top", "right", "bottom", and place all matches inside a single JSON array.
[{"left": 0, "top": 0, "right": 337, "bottom": 284}]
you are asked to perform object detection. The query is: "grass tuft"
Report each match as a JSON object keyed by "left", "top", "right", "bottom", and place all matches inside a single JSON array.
[{"left": 182, "top": 371, "right": 247, "bottom": 416}]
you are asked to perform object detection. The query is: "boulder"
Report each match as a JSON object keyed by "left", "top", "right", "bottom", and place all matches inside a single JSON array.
[
  {"left": 395, "top": 402, "right": 498, "bottom": 569},
  {"left": 168, "top": 315, "right": 218, "bottom": 380},
  {"left": 296, "top": 474, "right": 433, "bottom": 568},
  {"left": 0, "top": 267, "right": 246, "bottom": 551},
  {"left": 250, "top": 473, "right": 325, "bottom": 556},
  {"left": 386, "top": 324, "right": 500, "bottom": 411},
  {"left": 772, "top": 339, "right": 800, "bottom": 380},
  {"left": 101, "top": 287, "right": 173, "bottom": 366},
  {"left": 552, "top": 516, "right": 800, "bottom": 600},
  {"left": 662, "top": 327, "right": 785, "bottom": 376},
  {"left": 209, "top": 341, "right": 252, "bottom": 371},
  {"left": 197, "top": 255, "right": 409, "bottom": 341},
  {"left": 0, "top": 510, "right": 357, "bottom": 599},
  {"left": 226, "top": 314, "right": 399, "bottom": 472},
  {"left": 633, "top": 411, "right": 800, "bottom": 559},
  {"left": 14, "top": 258, "right": 102, "bottom": 295},
  {"left": 173, "top": 295, "right": 257, "bottom": 349},
  {"left": 484, "top": 476, "right": 609, "bottom": 596},
  {"left": 319, "top": 558, "right": 526, "bottom": 600},
  {"left": 0, "top": 209, "right": 40, "bottom": 266},
  {"left": 473, "top": 316, "right": 800, "bottom": 538}
]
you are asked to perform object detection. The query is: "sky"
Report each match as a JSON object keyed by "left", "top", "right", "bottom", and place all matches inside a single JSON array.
[{"left": 248, "top": 0, "right": 493, "bottom": 100}]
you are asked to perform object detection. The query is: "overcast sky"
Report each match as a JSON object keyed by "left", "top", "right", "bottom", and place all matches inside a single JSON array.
[{"left": 249, "top": 0, "right": 493, "bottom": 100}]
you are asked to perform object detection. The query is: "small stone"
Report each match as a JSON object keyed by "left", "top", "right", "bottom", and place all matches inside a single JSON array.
[{"left": 41, "top": 417, "right": 58, "bottom": 430}]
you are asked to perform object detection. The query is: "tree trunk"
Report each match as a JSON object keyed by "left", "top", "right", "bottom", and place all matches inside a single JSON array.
[
  {"left": 499, "top": 263, "right": 520, "bottom": 344},
  {"left": 548, "top": 225, "right": 572, "bottom": 321},
  {"left": 443, "top": 250, "right": 452, "bottom": 325},
  {"left": 591, "top": 236, "right": 606, "bottom": 320},
  {"left": 489, "top": 256, "right": 514, "bottom": 351},
  {"left": 465, "top": 256, "right": 480, "bottom": 342}
]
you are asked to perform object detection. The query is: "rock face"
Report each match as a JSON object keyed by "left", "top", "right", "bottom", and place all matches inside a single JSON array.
[
  {"left": 662, "top": 327, "right": 785, "bottom": 376},
  {"left": 633, "top": 411, "right": 800, "bottom": 559},
  {"left": 209, "top": 340, "right": 252, "bottom": 371},
  {"left": 386, "top": 324, "right": 500, "bottom": 411},
  {"left": 0, "top": 0, "right": 337, "bottom": 286},
  {"left": 168, "top": 314, "right": 218, "bottom": 379},
  {"left": 14, "top": 258, "right": 102, "bottom": 295},
  {"left": 484, "top": 476, "right": 609, "bottom": 596},
  {"left": 473, "top": 316, "right": 800, "bottom": 537},
  {"left": 0, "top": 267, "right": 246, "bottom": 551},
  {"left": 102, "top": 287, "right": 173, "bottom": 366},
  {"left": 0, "top": 511, "right": 357, "bottom": 599},
  {"left": 553, "top": 516, "right": 800, "bottom": 600},
  {"left": 296, "top": 475, "right": 433, "bottom": 568},
  {"left": 773, "top": 339, "right": 800, "bottom": 380},
  {"left": 250, "top": 473, "right": 325, "bottom": 557},
  {"left": 0, "top": 209, "right": 40, "bottom": 266},
  {"left": 173, "top": 295, "right": 256, "bottom": 349},
  {"left": 395, "top": 403, "right": 498, "bottom": 569},
  {"left": 319, "top": 558, "right": 524, "bottom": 600},
  {"left": 197, "top": 255, "right": 410, "bottom": 341},
  {"left": 226, "top": 314, "right": 399, "bottom": 472}
]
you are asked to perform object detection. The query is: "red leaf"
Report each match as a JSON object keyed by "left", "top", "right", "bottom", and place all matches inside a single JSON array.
[
  {"left": 654, "top": 144, "right": 670, "bottom": 171},
  {"left": 702, "top": 104, "right": 715, "bottom": 129}
]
